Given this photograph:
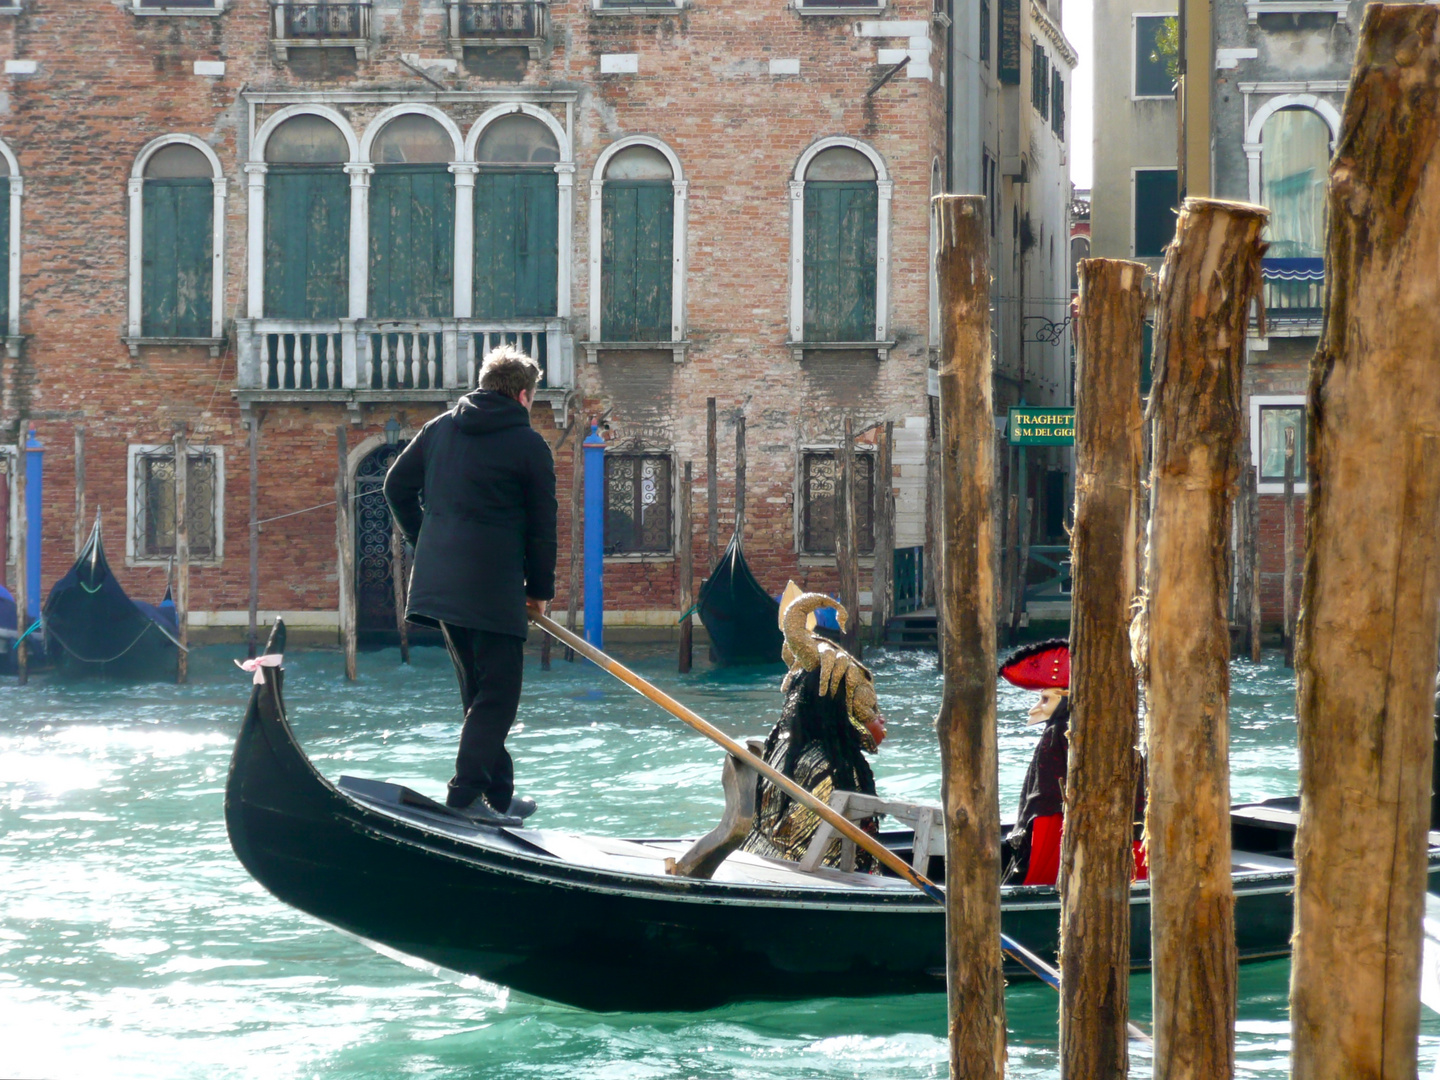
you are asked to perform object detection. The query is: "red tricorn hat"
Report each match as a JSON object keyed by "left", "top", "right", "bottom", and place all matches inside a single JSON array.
[{"left": 997, "top": 638, "right": 1070, "bottom": 691}]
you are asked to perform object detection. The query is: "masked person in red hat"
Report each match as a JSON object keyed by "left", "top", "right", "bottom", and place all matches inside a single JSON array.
[{"left": 999, "top": 639, "right": 1072, "bottom": 886}]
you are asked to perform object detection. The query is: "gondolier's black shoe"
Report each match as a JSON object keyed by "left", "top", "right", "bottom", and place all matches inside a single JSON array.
[
  {"left": 451, "top": 796, "right": 522, "bottom": 827},
  {"left": 502, "top": 795, "right": 537, "bottom": 820}
]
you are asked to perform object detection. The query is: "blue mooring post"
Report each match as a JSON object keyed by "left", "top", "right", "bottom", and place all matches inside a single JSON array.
[
  {"left": 24, "top": 429, "right": 41, "bottom": 621},
  {"left": 583, "top": 424, "right": 606, "bottom": 650}
]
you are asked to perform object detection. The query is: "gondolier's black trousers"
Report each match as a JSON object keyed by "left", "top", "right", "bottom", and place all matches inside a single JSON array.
[{"left": 440, "top": 623, "right": 524, "bottom": 811}]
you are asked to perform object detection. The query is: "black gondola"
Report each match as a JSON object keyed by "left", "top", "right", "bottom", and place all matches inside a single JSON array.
[
  {"left": 226, "top": 621, "right": 1436, "bottom": 1012},
  {"left": 42, "top": 517, "right": 181, "bottom": 678},
  {"left": 696, "top": 532, "right": 785, "bottom": 666}
]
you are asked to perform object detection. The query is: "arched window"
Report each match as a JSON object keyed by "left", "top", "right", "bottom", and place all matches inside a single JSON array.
[
  {"left": 131, "top": 142, "right": 220, "bottom": 342},
  {"left": 367, "top": 113, "right": 456, "bottom": 318},
  {"left": 474, "top": 113, "right": 560, "bottom": 319},
  {"left": 264, "top": 114, "right": 350, "bottom": 320},
  {"left": 601, "top": 145, "right": 674, "bottom": 342},
  {"left": 803, "top": 147, "right": 877, "bottom": 342},
  {"left": 1261, "top": 107, "right": 1330, "bottom": 259}
]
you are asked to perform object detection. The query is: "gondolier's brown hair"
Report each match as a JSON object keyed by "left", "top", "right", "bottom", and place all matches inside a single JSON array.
[{"left": 478, "top": 344, "right": 541, "bottom": 401}]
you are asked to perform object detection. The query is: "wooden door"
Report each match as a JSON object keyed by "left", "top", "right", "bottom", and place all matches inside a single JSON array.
[
  {"left": 368, "top": 165, "right": 455, "bottom": 318},
  {"left": 473, "top": 169, "right": 558, "bottom": 319},
  {"left": 264, "top": 167, "right": 349, "bottom": 320}
]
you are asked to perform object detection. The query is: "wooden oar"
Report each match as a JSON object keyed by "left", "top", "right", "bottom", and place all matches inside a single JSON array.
[
  {"left": 530, "top": 612, "right": 944, "bottom": 902},
  {"left": 530, "top": 612, "right": 1151, "bottom": 1043}
]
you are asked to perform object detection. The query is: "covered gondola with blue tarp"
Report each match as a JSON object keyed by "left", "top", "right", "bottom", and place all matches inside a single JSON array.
[{"left": 42, "top": 517, "right": 181, "bottom": 678}]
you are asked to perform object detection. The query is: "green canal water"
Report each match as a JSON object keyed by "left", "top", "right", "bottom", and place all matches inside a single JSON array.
[{"left": 1, "top": 643, "right": 1436, "bottom": 1078}]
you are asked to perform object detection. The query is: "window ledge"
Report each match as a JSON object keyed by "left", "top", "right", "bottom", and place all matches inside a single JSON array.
[
  {"left": 125, "top": 335, "right": 226, "bottom": 358},
  {"left": 128, "top": 557, "right": 223, "bottom": 568},
  {"left": 794, "top": 3, "right": 885, "bottom": 14},
  {"left": 272, "top": 38, "right": 370, "bottom": 60},
  {"left": 603, "top": 553, "right": 676, "bottom": 563},
  {"left": 1246, "top": 0, "right": 1347, "bottom": 21},
  {"left": 584, "top": 340, "right": 688, "bottom": 364},
  {"left": 4, "top": 335, "right": 23, "bottom": 359},
  {"left": 534, "top": 386, "right": 573, "bottom": 427},
  {"left": 234, "top": 387, "right": 460, "bottom": 420},
  {"left": 128, "top": 3, "right": 228, "bottom": 14},
  {"left": 447, "top": 36, "right": 546, "bottom": 58},
  {"left": 0, "top": 5, "right": 23, "bottom": 14},
  {"left": 798, "top": 555, "right": 877, "bottom": 568},
  {"left": 787, "top": 340, "right": 894, "bottom": 361},
  {"left": 590, "top": 3, "right": 684, "bottom": 14}
]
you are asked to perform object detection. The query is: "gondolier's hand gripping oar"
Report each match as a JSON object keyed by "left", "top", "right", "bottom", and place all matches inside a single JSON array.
[
  {"left": 528, "top": 612, "right": 945, "bottom": 902},
  {"left": 527, "top": 613, "right": 1152, "bottom": 1045}
]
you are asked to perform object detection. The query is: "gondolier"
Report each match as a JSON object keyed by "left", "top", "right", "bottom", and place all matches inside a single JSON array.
[{"left": 384, "top": 345, "right": 557, "bottom": 826}]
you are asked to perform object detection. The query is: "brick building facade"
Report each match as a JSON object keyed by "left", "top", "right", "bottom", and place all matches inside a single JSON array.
[{"left": 0, "top": 0, "right": 963, "bottom": 642}]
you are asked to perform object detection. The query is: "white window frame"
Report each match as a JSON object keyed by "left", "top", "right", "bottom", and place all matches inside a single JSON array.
[
  {"left": 129, "top": 0, "right": 228, "bottom": 14},
  {"left": 795, "top": 443, "right": 878, "bottom": 558},
  {"left": 788, "top": 136, "right": 892, "bottom": 359},
  {"left": 247, "top": 104, "right": 363, "bottom": 321},
  {"left": 127, "top": 134, "right": 227, "bottom": 353},
  {"left": 1243, "top": 95, "right": 1341, "bottom": 206},
  {"left": 0, "top": 136, "right": 21, "bottom": 350},
  {"left": 1250, "top": 394, "right": 1308, "bottom": 495},
  {"left": 586, "top": 135, "right": 688, "bottom": 362},
  {"left": 0, "top": 445, "right": 16, "bottom": 571},
  {"left": 601, "top": 448, "right": 677, "bottom": 562},
  {"left": 465, "top": 103, "right": 575, "bottom": 325},
  {"left": 125, "top": 443, "right": 226, "bottom": 567},
  {"left": 794, "top": 0, "right": 885, "bottom": 13},
  {"left": 1132, "top": 12, "right": 1178, "bottom": 101},
  {"left": 591, "top": 0, "right": 686, "bottom": 11},
  {"left": 1131, "top": 165, "right": 1178, "bottom": 259}
]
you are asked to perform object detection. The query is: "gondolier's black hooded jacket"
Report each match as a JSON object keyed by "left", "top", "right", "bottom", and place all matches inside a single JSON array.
[{"left": 383, "top": 390, "right": 557, "bottom": 639}]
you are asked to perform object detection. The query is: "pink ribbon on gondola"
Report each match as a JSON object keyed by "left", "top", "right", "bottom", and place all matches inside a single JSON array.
[{"left": 235, "top": 655, "right": 283, "bottom": 684}]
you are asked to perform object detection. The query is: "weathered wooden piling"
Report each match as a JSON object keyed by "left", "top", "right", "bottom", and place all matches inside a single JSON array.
[
  {"left": 173, "top": 426, "right": 190, "bottom": 685},
  {"left": 1059, "top": 258, "right": 1147, "bottom": 1079},
  {"left": 933, "top": 193, "right": 1003, "bottom": 1080},
  {"left": 336, "top": 426, "right": 357, "bottom": 681},
  {"left": 734, "top": 413, "right": 746, "bottom": 540},
  {"left": 565, "top": 424, "right": 582, "bottom": 662},
  {"left": 73, "top": 425, "right": 85, "bottom": 557},
  {"left": 1290, "top": 9, "right": 1440, "bottom": 1076},
  {"left": 678, "top": 460, "right": 693, "bottom": 673},
  {"left": 247, "top": 417, "right": 259, "bottom": 659},
  {"left": 836, "top": 416, "right": 861, "bottom": 655},
  {"left": 707, "top": 397, "right": 718, "bottom": 569},
  {"left": 1282, "top": 428, "right": 1297, "bottom": 667},
  {"left": 1142, "top": 197, "right": 1266, "bottom": 1080},
  {"left": 871, "top": 420, "right": 895, "bottom": 648},
  {"left": 390, "top": 521, "right": 410, "bottom": 664}
]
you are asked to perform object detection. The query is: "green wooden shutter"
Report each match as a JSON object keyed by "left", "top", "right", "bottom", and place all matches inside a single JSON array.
[
  {"left": 601, "top": 180, "right": 672, "bottom": 342},
  {"left": 142, "top": 178, "right": 213, "bottom": 337},
  {"left": 804, "top": 181, "right": 877, "bottom": 342},
  {"left": 369, "top": 166, "right": 455, "bottom": 319},
  {"left": 264, "top": 167, "right": 350, "bottom": 320},
  {"left": 474, "top": 170, "right": 558, "bottom": 319},
  {"left": 0, "top": 178, "right": 11, "bottom": 334}
]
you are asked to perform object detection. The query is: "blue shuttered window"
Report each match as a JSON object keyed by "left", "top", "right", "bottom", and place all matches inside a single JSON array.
[
  {"left": 474, "top": 170, "right": 558, "bottom": 318},
  {"left": 601, "top": 180, "right": 672, "bottom": 342},
  {"left": 142, "top": 179, "right": 213, "bottom": 337},
  {"left": 369, "top": 166, "right": 455, "bottom": 319},
  {"left": 264, "top": 167, "right": 350, "bottom": 320},
  {"left": 803, "top": 181, "right": 877, "bottom": 342}
]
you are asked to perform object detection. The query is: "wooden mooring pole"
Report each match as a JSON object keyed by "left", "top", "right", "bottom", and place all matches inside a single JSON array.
[
  {"left": 391, "top": 521, "right": 410, "bottom": 665},
  {"left": 1282, "top": 428, "right": 1297, "bottom": 668},
  {"left": 678, "top": 460, "right": 693, "bottom": 673},
  {"left": 836, "top": 416, "right": 861, "bottom": 655},
  {"left": 336, "top": 426, "right": 357, "bottom": 681},
  {"left": 1142, "top": 197, "right": 1266, "bottom": 1080},
  {"left": 707, "top": 397, "right": 718, "bottom": 569},
  {"left": 248, "top": 416, "right": 260, "bottom": 659},
  {"left": 1059, "top": 258, "right": 1147, "bottom": 1079},
  {"left": 1290, "top": 10, "right": 1440, "bottom": 1076},
  {"left": 871, "top": 420, "right": 894, "bottom": 648},
  {"left": 73, "top": 425, "right": 85, "bottom": 557},
  {"left": 933, "top": 194, "right": 1003, "bottom": 1079},
  {"left": 734, "top": 413, "right": 746, "bottom": 541},
  {"left": 174, "top": 426, "right": 190, "bottom": 685}
]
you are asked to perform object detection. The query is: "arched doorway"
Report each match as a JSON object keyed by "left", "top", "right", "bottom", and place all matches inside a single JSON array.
[{"left": 353, "top": 442, "right": 407, "bottom": 634}]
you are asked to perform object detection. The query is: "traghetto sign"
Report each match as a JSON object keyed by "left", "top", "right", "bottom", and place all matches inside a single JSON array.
[{"left": 1007, "top": 406, "right": 1075, "bottom": 446}]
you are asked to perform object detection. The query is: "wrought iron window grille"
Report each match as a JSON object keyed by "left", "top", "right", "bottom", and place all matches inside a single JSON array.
[
  {"left": 132, "top": 447, "right": 219, "bottom": 561},
  {"left": 271, "top": 1, "right": 371, "bottom": 57},
  {"left": 604, "top": 453, "right": 673, "bottom": 556},
  {"left": 800, "top": 450, "right": 876, "bottom": 557}
]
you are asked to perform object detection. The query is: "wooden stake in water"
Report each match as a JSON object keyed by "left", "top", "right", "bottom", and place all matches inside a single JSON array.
[
  {"left": 836, "top": 416, "right": 861, "bottom": 655},
  {"left": 390, "top": 521, "right": 410, "bottom": 665},
  {"left": 870, "top": 420, "right": 894, "bottom": 648},
  {"left": 1282, "top": 427, "right": 1296, "bottom": 668},
  {"left": 707, "top": 397, "right": 718, "bottom": 571},
  {"left": 933, "top": 193, "right": 1003, "bottom": 1080},
  {"left": 74, "top": 426, "right": 85, "bottom": 558},
  {"left": 1290, "top": 9, "right": 1440, "bottom": 1076},
  {"left": 174, "top": 426, "right": 190, "bottom": 685},
  {"left": 734, "top": 413, "right": 746, "bottom": 542},
  {"left": 248, "top": 416, "right": 260, "bottom": 659},
  {"left": 336, "top": 426, "right": 357, "bottom": 681},
  {"left": 678, "top": 460, "right": 693, "bottom": 674},
  {"left": 1143, "top": 197, "right": 1267, "bottom": 1080}
]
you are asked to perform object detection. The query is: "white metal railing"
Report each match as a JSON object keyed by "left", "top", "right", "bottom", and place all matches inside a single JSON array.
[{"left": 237, "top": 317, "right": 570, "bottom": 394}]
